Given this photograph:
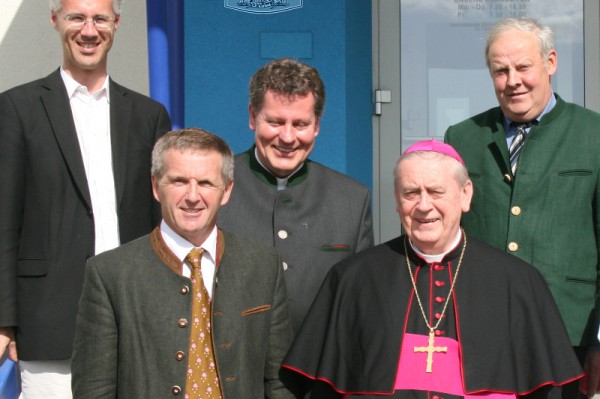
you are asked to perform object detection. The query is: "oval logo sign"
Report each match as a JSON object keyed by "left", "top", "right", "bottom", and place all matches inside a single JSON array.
[{"left": 224, "top": 0, "right": 303, "bottom": 14}]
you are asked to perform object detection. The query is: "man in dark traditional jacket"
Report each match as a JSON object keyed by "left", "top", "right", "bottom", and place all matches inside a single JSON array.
[
  {"left": 218, "top": 58, "right": 373, "bottom": 332},
  {"left": 281, "top": 140, "right": 582, "bottom": 399}
]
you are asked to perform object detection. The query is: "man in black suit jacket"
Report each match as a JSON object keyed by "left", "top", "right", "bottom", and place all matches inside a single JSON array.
[{"left": 0, "top": 0, "right": 171, "bottom": 395}]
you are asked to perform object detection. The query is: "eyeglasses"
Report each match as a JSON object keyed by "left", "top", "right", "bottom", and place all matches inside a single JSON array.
[{"left": 63, "top": 14, "right": 115, "bottom": 31}]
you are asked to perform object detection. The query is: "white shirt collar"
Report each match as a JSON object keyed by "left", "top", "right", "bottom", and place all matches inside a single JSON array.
[
  {"left": 159, "top": 220, "right": 218, "bottom": 266},
  {"left": 60, "top": 67, "right": 110, "bottom": 101}
]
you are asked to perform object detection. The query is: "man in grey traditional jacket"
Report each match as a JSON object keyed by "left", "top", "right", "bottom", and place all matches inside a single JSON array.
[
  {"left": 218, "top": 58, "right": 374, "bottom": 331},
  {"left": 72, "top": 128, "right": 294, "bottom": 399}
]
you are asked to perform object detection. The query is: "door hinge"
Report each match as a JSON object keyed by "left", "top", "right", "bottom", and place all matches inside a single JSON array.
[{"left": 373, "top": 90, "right": 392, "bottom": 116}]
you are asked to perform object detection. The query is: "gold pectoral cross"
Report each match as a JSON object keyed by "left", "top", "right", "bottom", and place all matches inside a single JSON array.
[{"left": 414, "top": 330, "right": 447, "bottom": 373}]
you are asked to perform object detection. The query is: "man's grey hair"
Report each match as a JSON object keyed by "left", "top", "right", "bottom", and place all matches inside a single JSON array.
[
  {"left": 485, "top": 18, "right": 554, "bottom": 68},
  {"left": 151, "top": 128, "right": 234, "bottom": 186},
  {"left": 394, "top": 151, "right": 470, "bottom": 191},
  {"left": 49, "top": 0, "right": 123, "bottom": 15}
]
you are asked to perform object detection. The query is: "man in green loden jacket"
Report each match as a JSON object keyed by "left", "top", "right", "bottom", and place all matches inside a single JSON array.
[{"left": 445, "top": 17, "right": 600, "bottom": 398}]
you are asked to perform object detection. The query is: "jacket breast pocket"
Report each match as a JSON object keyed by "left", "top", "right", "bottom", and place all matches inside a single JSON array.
[
  {"left": 240, "top": 304, "right": 271, "bottom": 316},
  {"left": 17, "top": 259, "right": 50, "bottom": 277},
  {"left": 558, "top": 169, "right": 592, "bottom": 177},
  {"left": 565, "top": 276, "right": 595, "bottom": 285}
]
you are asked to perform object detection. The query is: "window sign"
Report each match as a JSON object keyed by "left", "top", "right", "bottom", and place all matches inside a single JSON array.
[{"left": 400, "top": 0, "right": 584, "bottom": 149}]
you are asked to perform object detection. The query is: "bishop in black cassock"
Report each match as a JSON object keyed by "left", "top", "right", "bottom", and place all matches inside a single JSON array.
[{"left": 281, "top": 140, "right": 582, "bottom": 399}]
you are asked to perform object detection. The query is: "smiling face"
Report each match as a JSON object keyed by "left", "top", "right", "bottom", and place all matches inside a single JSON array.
[
  {"left": 395, "top": 153, "right": 472, "bottom": 254},
  {"left": 51, "top": 0, "right": 119, "bottom": 80},
  {"left": 250, "top": 90, "right": 320, "bottom": 178},
  {"left": 152, "top": 149, "right": 233, "bottom": 247},
  {"left": 487, "top": 29, "right": 557, "bottom": 122}
]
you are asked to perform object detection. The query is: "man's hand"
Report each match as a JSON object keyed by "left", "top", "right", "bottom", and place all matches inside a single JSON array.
[
  {"left": 0, "top": 327, "right": 17, "bottom": 361},
  {"left": 581, "top": 348, "right": 600, "bottom": 398}
]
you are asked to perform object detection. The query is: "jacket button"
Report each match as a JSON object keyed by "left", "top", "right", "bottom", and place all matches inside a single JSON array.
[
  {"left": 508, "top": 242, "right": 519, "bottom": 252},
  {"left": 177, "top": 319, "right": 188, "bottom": 328},
  {"left": 171, "top": 385, "right": 181, "bottom": 395},
  {"left": 503, "top": 173, "right": 513, "bottom": 183},
  {"left": 180, "top": 286, "right": 189, "bottom": 295},
  {"left": 175, "top": 351, "right": 185, "bottom": 361},
  {"left": 434, "top": 280, "right": 445, "bottom": 287},
  {"left": 511, "top": 206, "right": 521, "bottom": 216},
  {"left": 277, "top": 230, "right": 288, "bottom": 239},
  {"left": 282, "top": 262, "right": 288, "bottom": 271}
]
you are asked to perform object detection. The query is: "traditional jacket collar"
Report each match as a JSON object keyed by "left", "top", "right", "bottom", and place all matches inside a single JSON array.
[
  {"left": 536, "top": 93, "right": 566, "bottom": 126},
  {"left": 497, "top": 93, "right": 566, "bottom": 129},
  {"left": 151, "top": 226, "right": 225, "bottom": 276}
]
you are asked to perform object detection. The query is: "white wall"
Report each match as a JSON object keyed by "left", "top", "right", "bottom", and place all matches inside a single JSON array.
[{"left": 0, "top": 0, "right": 149, "bottom": 94}]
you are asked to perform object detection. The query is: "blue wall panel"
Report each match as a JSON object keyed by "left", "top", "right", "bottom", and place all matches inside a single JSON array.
[{"left": 260, "top": 32, "right": 313, "bottom": 59}]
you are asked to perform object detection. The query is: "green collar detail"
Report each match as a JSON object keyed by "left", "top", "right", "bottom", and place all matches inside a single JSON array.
[{"left": 246, "top": 146, "right": 310, "bottom": 188}]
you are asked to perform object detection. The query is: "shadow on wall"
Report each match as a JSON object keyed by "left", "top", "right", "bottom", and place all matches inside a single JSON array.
[{"left": 0, "top": 0, "right": 149, "bottom": 95}]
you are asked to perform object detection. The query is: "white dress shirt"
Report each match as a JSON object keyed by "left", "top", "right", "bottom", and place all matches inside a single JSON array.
[
  {"left": 61, "top": 68, "right": 120, "bottom": 255},
  {"left": 159, "top": 220, "right": 218, "bottom": 299}
]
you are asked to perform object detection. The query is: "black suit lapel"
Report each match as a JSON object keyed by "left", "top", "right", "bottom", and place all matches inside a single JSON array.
[
  {"left": 109, "top": 80, "right": 132, "bottom": 208},
  {"left": 41, "top": 70, "right": 93, "bottom": 210}
]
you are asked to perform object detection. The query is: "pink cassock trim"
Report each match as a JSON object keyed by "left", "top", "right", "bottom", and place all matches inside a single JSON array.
[{"left": 395, "top": 333, "right": 516, "bottom": 398}]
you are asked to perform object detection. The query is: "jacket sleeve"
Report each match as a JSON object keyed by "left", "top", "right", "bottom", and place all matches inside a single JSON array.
[
  {"left": 71, "top": 259, "right": 118, "bottom": 398},
  {"left": 355, "top": 188, "right": 374, "bottom": 254},
  {"left": 265, "top": 257, "right": 296, "bottom": 399},
  {"left": 0, "top": 91, "right": 24, "bottom": 329},
  {"left": 150, "top": 104, "right": 172, "bottom": 226},
  {"left": 444, "top": 125, "right": 456, "bottom": 146},
  {"left": 593, "top": 168, "right": 600, "bottom": 346}
]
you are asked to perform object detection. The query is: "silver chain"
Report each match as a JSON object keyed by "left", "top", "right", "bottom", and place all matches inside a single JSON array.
[{"left": 404, "top": 230, "right": 467, "bottom": 332}]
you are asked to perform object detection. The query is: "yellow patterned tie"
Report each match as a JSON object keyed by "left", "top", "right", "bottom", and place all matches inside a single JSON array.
[{"left": 184, "top": 248, "right": 223, "bottom": 398}]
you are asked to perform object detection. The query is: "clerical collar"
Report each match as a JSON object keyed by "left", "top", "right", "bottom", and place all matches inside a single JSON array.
[
  {"left": 247, "top": 146, "right": 310, "bottom": 188},
  {"left": 409, "top": 229, "right": 462, "bottom": 263},
  {"left": 253, "top": 147, "right": 304, "bottom": 190}
]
